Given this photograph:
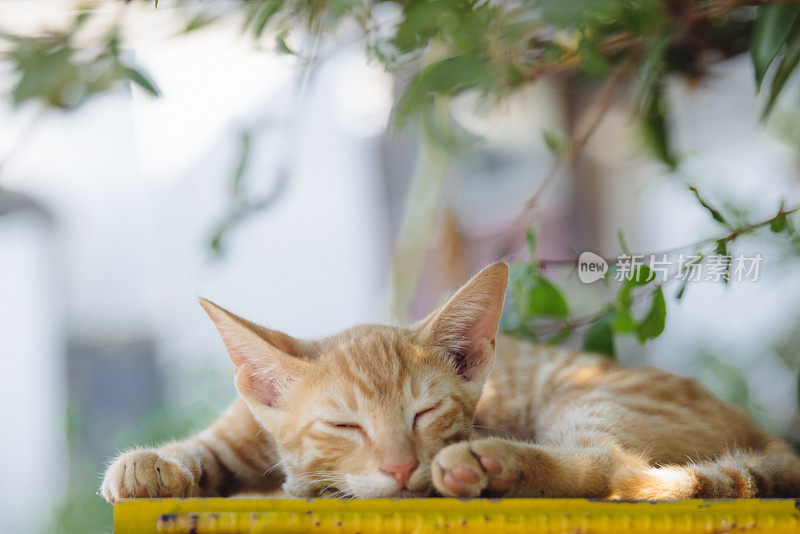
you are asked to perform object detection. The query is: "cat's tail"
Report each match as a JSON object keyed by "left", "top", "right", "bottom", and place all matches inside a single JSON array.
[{"left": 609, "top": 440, "right": 800, "bottom": 499}]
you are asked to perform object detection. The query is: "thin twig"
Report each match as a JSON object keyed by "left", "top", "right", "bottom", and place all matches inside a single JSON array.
[
  {"left": 534, "top": 205, "right": 800, "bottom": 267},
  {"left": 480, "top": 53, "right": 638, "bottom": 255},
  {"left": 530, "top": 283, "right": 662, "bottom": 337},
  {"left": 519, "top": 206, "right": 799, "bottom": 338},
  {"left": 526, "top": 53, "right": 638, "bottom": 211}
]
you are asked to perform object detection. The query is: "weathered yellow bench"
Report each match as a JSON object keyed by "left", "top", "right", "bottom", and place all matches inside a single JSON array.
[{"left": 114, "top": 498, "right": 800, "bottom": 533}]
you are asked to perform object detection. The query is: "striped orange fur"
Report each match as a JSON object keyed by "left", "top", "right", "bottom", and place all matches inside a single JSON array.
[{"left": 101, "top": 262, "right": 800, "bottom": 501}]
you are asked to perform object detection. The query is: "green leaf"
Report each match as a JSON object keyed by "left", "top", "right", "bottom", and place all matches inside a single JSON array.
[
  {"left": 232, "top": 131, "right": 252, "bottom": 199},
  {"left": 675, "top": 277, "right": 689, "bottom": 300},
  {"left": 275, "top": 32, "right": 295, "bottom": 55},
  {"left": 615, "top": 264, "right": 653, "bottom": 316},
  {"left": 509, "top": 263, "right": 531, "bottom": 318},
  {"left": 613, "top": 263, "right": 656, "bottom": 336},
  {"left": 577, "top": 33, "right": 610, "bottom": 78},
  {"left": 611, "top": 309, "right": 637, "bottom": 333},
  {"left": 714, "top": 239, "right": 731, "bottom": 285},
  {"left": 525, "top": 226, "right": 538, "bottom": 263},
  {"left": 247, "top": 0, "right": 284, "bottom": 38},
  {"left": 634, "top": 27, "right": 669, "bottom": 112},
  {"left": 751, "top": 4, "right": 800, "bottom": 90},
  {"left": 641, "top": 83, "right": 677, "bottom": 170},
  {"left": 542, "top": 130, "right": 566, "bottom": 155},
  {"left": 209, "top": 226, "right": 224, "bottom": 256},
  {"left": 688, "top": 185, "right": 728, "bottom": 226},
  {"left": 122, "top": 67, "right": 161, "bottom": 97},
  {"left": 184, "top": 13, "right": 221, "bottom": 33},
  {"left": 9, "top": 43, "right": 80, "bottom": 107},
  {"left": 392, "top": 0, "right": 461, "bottom": 54},
  {"left": 583, "top": 312, "right": 615, "bottom": 358},
  {"left": 515, "top": 274, "right": 569, "bottom": 319},
  {"left": 538, "top": 0, "right": 662, "bottom": 32},
  {"left": 618, "top": 229, "right": 631, "bottom": 255},
  {"left": 392, "top": 0, "right": 494, "bottom": 57},
  {"left": 394, "top": 55, "right": 496, "bottom": 126},
  {"left": 771, "top": 214, "right": 788, "bottom": 233},
  {"left": 771, "top": 202, "right": 788, "bottom": 233},
  {"left": 763, "top": 29, "right": 800, "bottom": 119},
  {"left": 636, "top": 286, "right": 666, "bottom": 342},
  {"left": 628, "top": 264, "right": 654, "bottom": 286}
]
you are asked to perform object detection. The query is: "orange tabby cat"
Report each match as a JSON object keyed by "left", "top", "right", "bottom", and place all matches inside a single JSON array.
[{"left": 101, "top": 262, "right": 800, "bottom": 501}]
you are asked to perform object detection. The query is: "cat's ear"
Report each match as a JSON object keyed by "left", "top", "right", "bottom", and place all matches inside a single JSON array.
[
  {"left": 199, "top": 298, "right": 311, "bottom": 408},
  {"left": 416, "top": 262, "right": 508, "bottom": 383}
]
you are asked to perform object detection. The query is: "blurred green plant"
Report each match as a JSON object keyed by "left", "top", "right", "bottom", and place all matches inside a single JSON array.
[
  {"left": 4, "top": 1, "right": 800, "bottom": 156},
  {"left": 0, "top": 12, "right": 158, "bottom": 110},
  {"left": 5, "top": 0, "right": 800, "bottom": 264},
  {"left": 231, "top": 0, "right": 800, "bottom": 161},
  {"left": 45, "top": 366, "right": 233, "bottom": 534},
  {"left": 209, "top": 131, "right": 289, "bottom": 256},
  {"left": 46, "top": 404, "right": 111, "bottom": 534}
]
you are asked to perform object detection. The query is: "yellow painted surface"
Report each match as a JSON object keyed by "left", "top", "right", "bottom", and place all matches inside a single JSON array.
[{"left": 114, "top": 498, "right": 800, "bottom": 533}]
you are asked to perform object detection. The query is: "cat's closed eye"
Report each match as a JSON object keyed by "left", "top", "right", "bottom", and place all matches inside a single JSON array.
[
  {"left": 325, "top": 421, "right": 362, "bottom": 430},
  {"left": 413, "top": 403, "right": 441, "bottom": 429}
]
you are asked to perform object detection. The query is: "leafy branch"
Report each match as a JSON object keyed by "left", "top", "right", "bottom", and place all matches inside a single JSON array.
[
  {"left": 8, "top": 1, "right": 800, "bottom": 158},
  {"left": 501, "top": 202, "right": 800, "bottom": 358},
  {"left": 0, "top": 12, "right": 159, "bottom": 110},
  {"left": 7, "top": 1, "right": 800, "bottom": 261},
  {"left": 532, "top": 203, "right": 800, "bottom": 268}
]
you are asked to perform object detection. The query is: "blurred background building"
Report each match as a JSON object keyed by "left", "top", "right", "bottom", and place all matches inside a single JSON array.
[{"left": 2, "top": 2, "right": 800, "bottom": 532}]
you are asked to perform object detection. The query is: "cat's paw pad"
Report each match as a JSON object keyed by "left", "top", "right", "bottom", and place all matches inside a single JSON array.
[
  {"left": 101, "top": 450, "right": 194, "bottom": 503},
  {"left": 431, "top": 438, "right": 520, "bottom": 498}
]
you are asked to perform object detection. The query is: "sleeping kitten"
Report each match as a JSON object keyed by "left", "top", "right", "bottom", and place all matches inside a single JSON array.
[{"left": 101, "top": 262, "right": 800, "bottom": 501}]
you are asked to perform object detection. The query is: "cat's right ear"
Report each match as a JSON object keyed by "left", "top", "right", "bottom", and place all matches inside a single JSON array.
[
  {"left": 416, "top": 262, "right": 508, "bottom": 389},
  {"left": 198, "top": 298, "right": 310, "bottom": 408}
]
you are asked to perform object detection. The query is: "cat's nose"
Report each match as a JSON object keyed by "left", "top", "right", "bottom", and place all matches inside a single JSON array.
[{"left": 380, "top": 457, "right": 419, "bottom": 488}]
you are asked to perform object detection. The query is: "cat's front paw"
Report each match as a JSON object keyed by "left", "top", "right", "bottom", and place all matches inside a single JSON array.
[
  {"left": 431, "top": 438, "right": 520, "bottom": 498},
  {"left": 101, "top": 450, "right": 195, "bottom": 503}
]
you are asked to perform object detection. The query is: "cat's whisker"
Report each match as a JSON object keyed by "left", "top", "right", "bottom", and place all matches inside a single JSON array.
[
  {"left": 289, "top": 470, "right": 348, "bottom": 494},
  {"left": 292, "top": 471, "right": 344, "bottom": 483},
  {"left": 264, "top": 456, "right": 291, "bottom": 477}
]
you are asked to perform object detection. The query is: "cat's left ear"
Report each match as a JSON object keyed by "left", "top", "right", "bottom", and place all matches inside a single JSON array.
[
  {"left": 416, "top": 262, "right": 508, "bottom": 386},
  {"left": 198, "top": 298, "right": 312, "bottom": 408}
]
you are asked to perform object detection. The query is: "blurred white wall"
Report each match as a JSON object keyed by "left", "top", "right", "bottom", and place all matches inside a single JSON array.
[
  {"left": 0, "top": 23, "right": 393, "bottom": 353},
  {"left": 0, "top": 18, "right": 393, "bottom": 530},
  {"left": 0, "top": 207, "right": 65, "bottom": 532}
]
